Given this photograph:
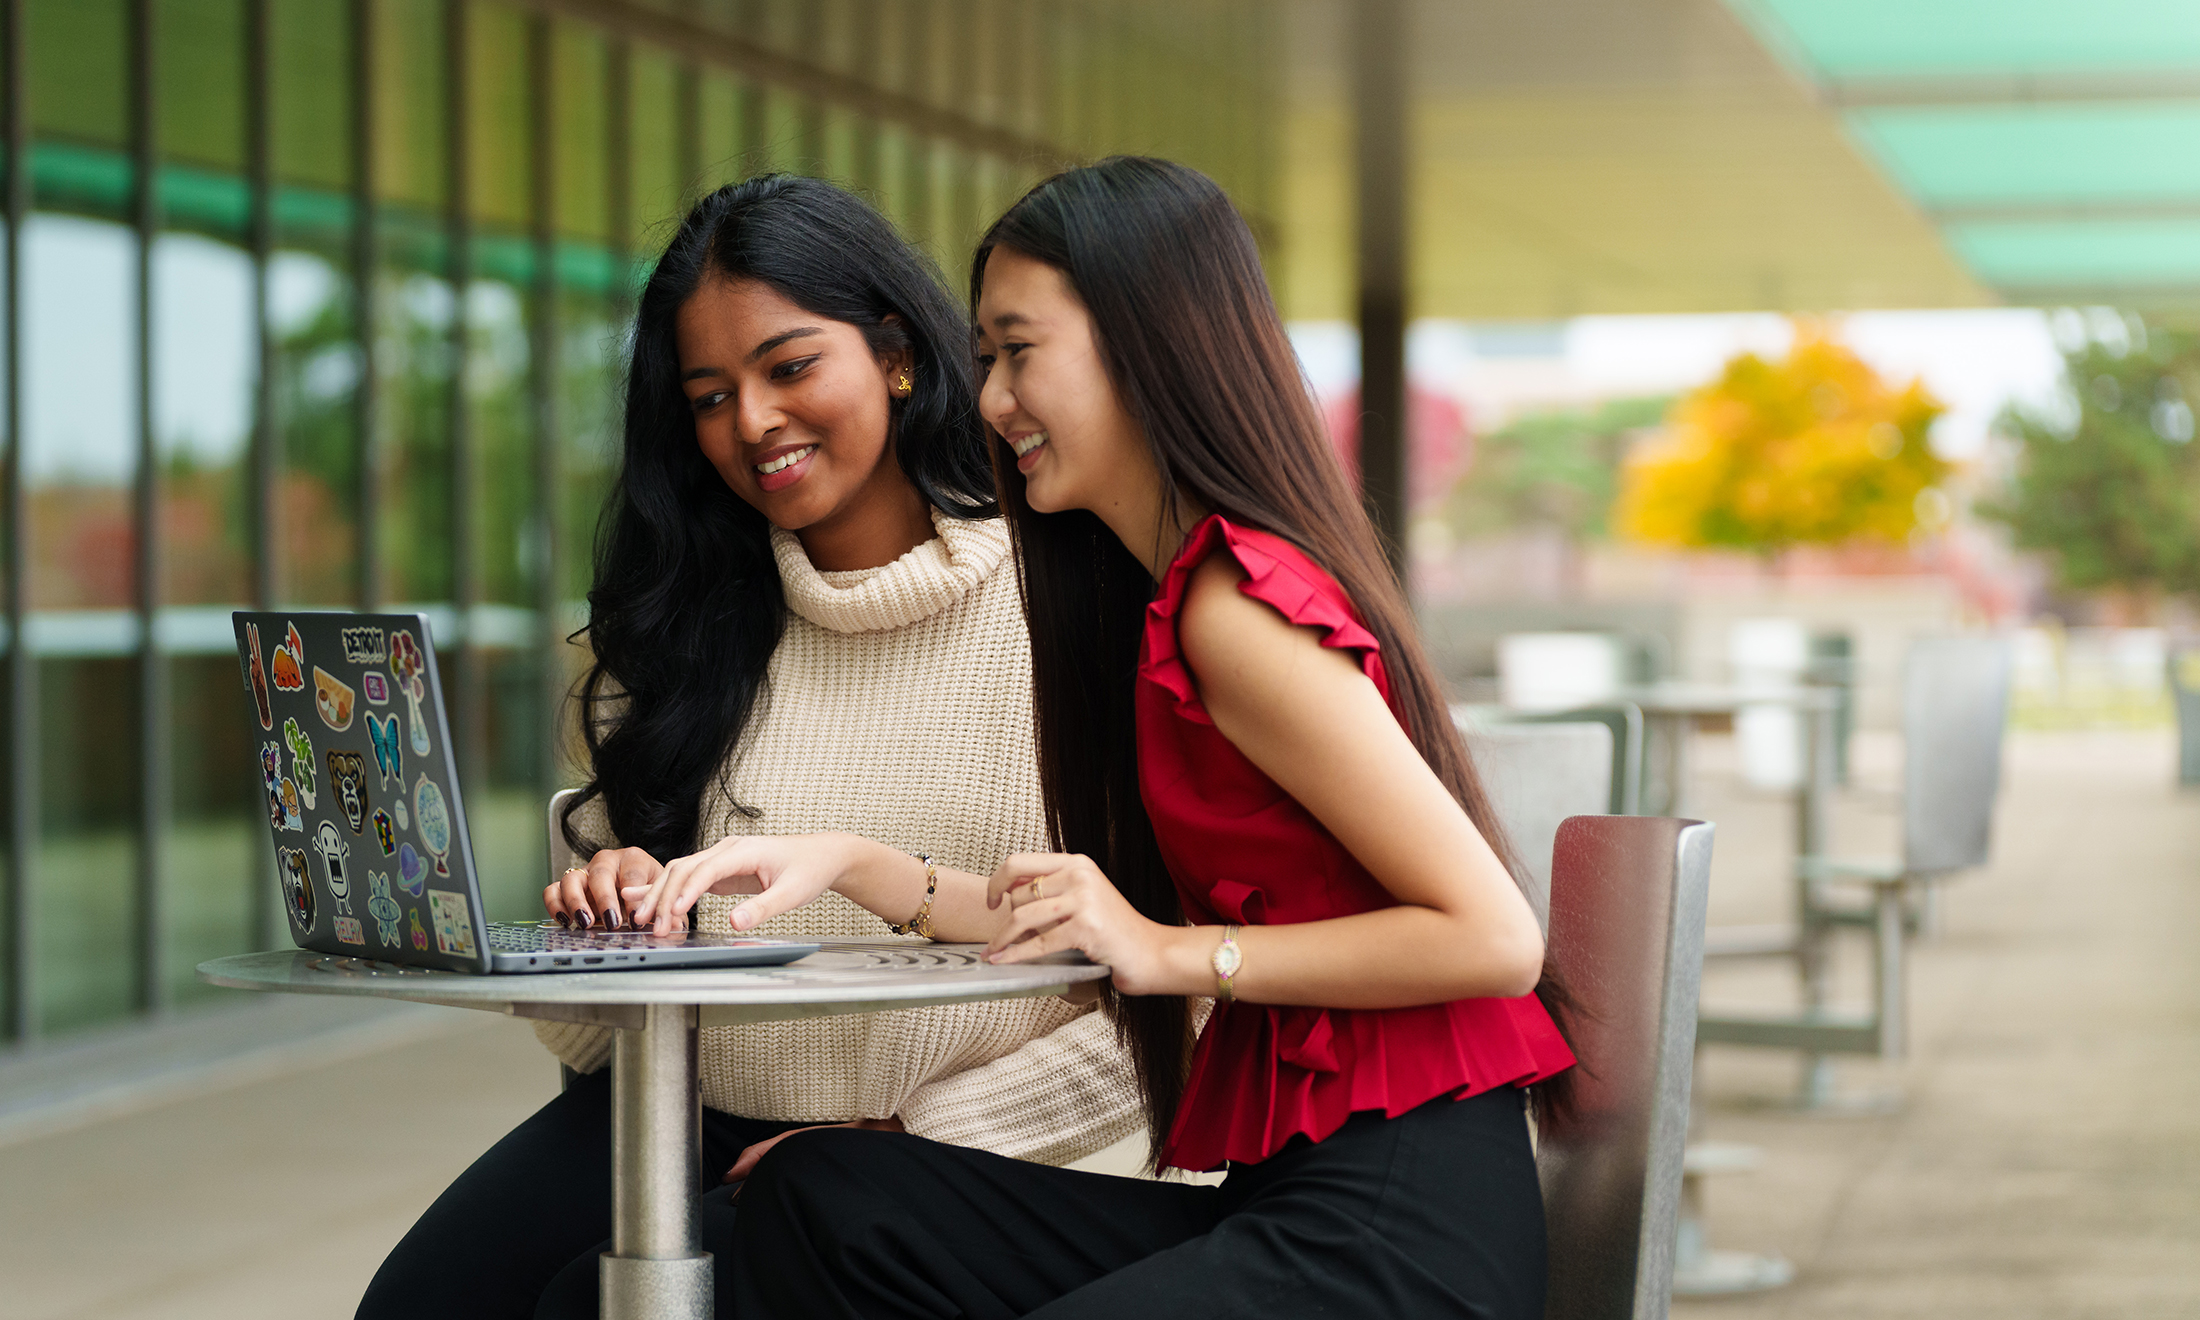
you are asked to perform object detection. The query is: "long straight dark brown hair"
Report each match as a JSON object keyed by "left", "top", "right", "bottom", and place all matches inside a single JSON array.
[{"left": 974, "top": 157, "right": 1573, "bottom": 1165}]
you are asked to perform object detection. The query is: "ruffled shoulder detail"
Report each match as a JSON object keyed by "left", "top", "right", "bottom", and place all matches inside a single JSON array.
[{"left": 1140, "top": 515, "right": 1384, "bottom": 724}]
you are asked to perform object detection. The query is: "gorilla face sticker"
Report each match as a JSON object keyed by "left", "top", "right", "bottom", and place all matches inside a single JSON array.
[
  {"left": 314, "top": 819, "right": 353, "bottom": 913},
  {"left": 327, "top": 749, "right": 370, "bottom": 834},
  {"left": 278, "top": 846, "right": 313, "bottom": 929}
]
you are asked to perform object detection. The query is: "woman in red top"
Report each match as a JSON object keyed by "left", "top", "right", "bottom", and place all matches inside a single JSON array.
[{"left": 627, "top": 156, "right": 1575, "bottom": 1319}]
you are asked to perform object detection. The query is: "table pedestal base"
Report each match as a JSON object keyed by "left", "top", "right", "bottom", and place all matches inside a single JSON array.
[
  {"left": 605, "top": 1004, "right": 708, "bottom": 1320},
  {"left": 602, "top": 1253, "right": 713, "bottom": 1315}
]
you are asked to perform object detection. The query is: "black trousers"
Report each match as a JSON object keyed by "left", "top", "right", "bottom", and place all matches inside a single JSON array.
[
  {"left": 356, "top": 1068, "right": 812, "bottom": 1320},
  {"left": 731, "top": 1088, "right": 1547, "bottom": 1320}
]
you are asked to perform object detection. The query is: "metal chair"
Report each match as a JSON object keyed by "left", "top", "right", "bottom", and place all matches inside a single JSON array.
[
  {"left": 1509, "top": 702, "right": 1645, "bottom": 816},
  {"left": 1460, "top": 717, "right": 1619, "bottom": 929},
  {"left": 1537, "top": 815, "right": 1715, "bottom": 1320},
  {"left": 1697, "top": 634, "right": 2013, "bottom": 1095}
]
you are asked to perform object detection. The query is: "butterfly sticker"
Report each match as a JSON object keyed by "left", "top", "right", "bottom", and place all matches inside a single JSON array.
[{"left": 367, "top": 711, "right": 403, "bottom": 790}]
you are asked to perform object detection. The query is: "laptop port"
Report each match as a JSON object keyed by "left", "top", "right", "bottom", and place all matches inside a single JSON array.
[
  {"left": 583, "top": 956, "right": 604, "bottom": 964},
  {"left": 553, "top": 957, "right": 571, "bottom": 966}
]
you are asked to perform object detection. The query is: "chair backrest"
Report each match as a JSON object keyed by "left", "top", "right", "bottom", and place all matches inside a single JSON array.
[
  {"left": 1460, "top": 720, "right": 1616, "bottom": 931},
  {"left": 1507, "top": 702, "right": 1645, "bottom": 816},
  {"left": 1900, "top": 635, "right": 2013, "bottom": 875},
  {"left": 1537, "top": 815, "right": 1714, "bottom": 1320},
  {"left": 547, "top": 787, "right": 582, "bottom": 883}
]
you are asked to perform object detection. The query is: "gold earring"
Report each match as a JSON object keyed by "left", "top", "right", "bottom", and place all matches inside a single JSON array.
[{"left": 897, "top": 370, "right": 912, "bottom": 394}]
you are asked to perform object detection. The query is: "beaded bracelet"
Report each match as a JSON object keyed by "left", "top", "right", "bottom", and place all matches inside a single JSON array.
[{"left": 888, "top": 852, "right": 937, "bottom": 938}]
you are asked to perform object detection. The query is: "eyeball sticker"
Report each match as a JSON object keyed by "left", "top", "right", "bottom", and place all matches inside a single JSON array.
[
  {"left": 428, "top": 890, "right": 477, "bottom": 957},
  {"left": 271, "top": 622, "right": 306, "bottom": 692},
  {"left": 414, "top": 774, "right": 452, "bottom": 877},
  {"left": 366, "top": 871, "right": 401, "bottom": 946},
  {"left": 283, "top": 718, "right": 317, "bottom": 810},
  {"left": 244, "top": 622, "right": 273, "bottom": 730}
]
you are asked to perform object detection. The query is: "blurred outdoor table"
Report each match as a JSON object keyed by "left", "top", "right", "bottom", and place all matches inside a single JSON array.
[
  {"left": 1617, "top": 682, "right": 1839, "bottom": 861},
  {"left": 200, "top": 942, "right": 1107, "bottom": 1320}
]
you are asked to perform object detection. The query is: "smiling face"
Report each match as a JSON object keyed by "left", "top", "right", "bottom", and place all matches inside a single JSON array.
[
  {"left": 677, "top": 276, "right": 925, "bottom": 564},
  {"left": 975, "top": 247, "right": 1159, "bottom": 524}
]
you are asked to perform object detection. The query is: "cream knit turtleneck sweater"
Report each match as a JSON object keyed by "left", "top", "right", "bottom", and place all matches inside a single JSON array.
[{"left": 534, "top": 511, "right": 1141, "bottom": 1166}]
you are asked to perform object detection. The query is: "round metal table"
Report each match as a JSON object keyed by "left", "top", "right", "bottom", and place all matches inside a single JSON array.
[{"left": 200, "top": 942, "right": 1110, "bottom": 1319}]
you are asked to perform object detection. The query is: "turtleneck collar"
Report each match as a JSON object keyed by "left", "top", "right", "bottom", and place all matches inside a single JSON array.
[{"left": 772, "top": 508, "right": 1012, "bottom": 635}]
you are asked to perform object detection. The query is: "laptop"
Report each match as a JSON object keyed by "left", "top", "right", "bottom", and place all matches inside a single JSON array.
[{"left": 232, "top": 610, "right": 819, "bottom": 974}]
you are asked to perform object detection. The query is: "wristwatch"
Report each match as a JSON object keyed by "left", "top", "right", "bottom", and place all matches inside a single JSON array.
[{"left": 1212, "top": 925, "right": 1242, "bottom": 1001}]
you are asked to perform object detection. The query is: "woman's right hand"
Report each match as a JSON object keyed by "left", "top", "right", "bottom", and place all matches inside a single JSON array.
[{"left": 543, "top": 848, "right": 664, "bottom": 931}]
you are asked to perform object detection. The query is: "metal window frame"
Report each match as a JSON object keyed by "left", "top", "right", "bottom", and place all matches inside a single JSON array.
[
  {"left": 2, "top": 0, "right": 32, "bottom": 1042},
  {"left": 130, "top": 0, "right": 168, "bottom": 1014}
]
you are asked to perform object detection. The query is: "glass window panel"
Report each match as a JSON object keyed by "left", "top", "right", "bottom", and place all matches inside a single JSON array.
[
  {"left": 159, "top": 0, "right": 246, "bottom": 174},
  {"left": 378, "top": 220, "right": 456, "bottom": 604},
  {"left": 271, "top": 0, "right": 352, "bottom": 192},
  {"left": 163, "top": 653, "right": 258, "bottom": 1006},
  {"left": 1947, "top": 218, "right": 2200, "bottom": 290},
  {"left": 22, "top": 212, "right": 140, "bottom": 1034},
  {"left": 27, "top": 0, "right": 127, "bottom": 148},
  {"left": 463, "top": 276, "right": 534, "bottom": 607},
  {"left": 269, "top": 246, "right": 361, "bottom": 604},
  {"left": 154, "top": 231, "right": 255, "bottom": 606},
  {"left": 552, "top": 25, "right": 609, "bottom": 244},
  {"left": 376, "top": 0, "right": 447, "bottom": 212},
  {"left": 698, "top": 72, "right": 738, "bottom": 192},
  {"left": 467, "top": 4, "right": 531, "bottom": 232},
  {"left": 630, "top": 49, "right": 680, "bottom": 237}
]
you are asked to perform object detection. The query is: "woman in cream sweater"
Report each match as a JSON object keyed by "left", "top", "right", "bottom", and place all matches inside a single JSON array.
[{"left": 357, "top": 176, "right": 1138, "bottom": 1320}]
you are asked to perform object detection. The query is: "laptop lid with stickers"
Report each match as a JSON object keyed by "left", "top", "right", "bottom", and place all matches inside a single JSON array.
[{"left": 233, "top": 611, "right": 489, "bottom": 973}]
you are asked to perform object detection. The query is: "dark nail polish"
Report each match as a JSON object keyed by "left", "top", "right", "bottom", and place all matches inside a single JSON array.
[
  {"left": 577, "top": 909, "right": 594, "bottom": 930},
  {"left": 554, "top": 911, "right": 570, "bottom": 929},
  {"left": 607, "top": 910, "right": 624, "bottom": 932}
]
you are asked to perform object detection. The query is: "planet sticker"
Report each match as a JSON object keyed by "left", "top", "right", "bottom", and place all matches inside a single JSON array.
[
  {"left": 414, "top": 774, "right": 451, "bottom": 877},
  {"left": 397, "top": 843, "right": 426, "bottom": 897}
]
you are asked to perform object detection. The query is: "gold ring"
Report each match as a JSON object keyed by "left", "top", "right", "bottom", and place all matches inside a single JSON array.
[
  {"left": 1031, "top": 878, "right": 1044, "bottom": 902},
  {"left": 563, "top": 866, "right": 588, "bottom": 877}
]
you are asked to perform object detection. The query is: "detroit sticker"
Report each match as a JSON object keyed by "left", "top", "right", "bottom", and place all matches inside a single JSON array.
[{"left": 428, "top": 890, "right": 476, "bottom": 957}]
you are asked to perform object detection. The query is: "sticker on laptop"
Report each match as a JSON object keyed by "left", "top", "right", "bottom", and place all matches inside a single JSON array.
[
  {"left": 366, "top": 871, "right": 401, "bottom": 946},
  {"left": 278, "top": 846, "right": 313, "bottom": 928},
  {"left": 372, "top": 808, "right": 396, "bottom": 855},
  {"left": 394, "top": 799, "right": 409, "bottom": 830},
  {"left": 408, "top": 909, "right": 429, "bottom": 950},
  {"left": 341, "top": 626, "right": 388, "bottom": 665},
  {"left": 333, "top": 915, "right": 365, "bottom": 946},
  {"left": 282, "top": 719, "right": 317, "bottom": 809},
  {"left": 260, "top": 743, "right": 301, "bottom": 832},
  {"left": 388, "top": 631, "right": 430, "bottom": 754},
  {"left": 313, "top": 667, "right": 356, "bottom": 732},
  {"left": 315, "top": 820, "right": 353, "bottom": 916},
  {"left": 367, "top": 711, "right": 402, "bottom": 789},
  {"left": 327, "top": 749, "right": 370, "bottom": 834},
  {"left": 243, "top": 622, "right": 274, "bottom": 730},
  {"left": 429, "top": 890, "right": 477, "bottom": 957},
  {"left": 414, "top": 774, "right": 452, "bottom": 877},
  {"left": 397, "top": 843, "right": 426, "bottom": 896},
  {"left": 271, "top": 622, "right": 306, "bottom": 692},
  {"left": 361, "top": 670, "right": 390, "bottom": 706}
]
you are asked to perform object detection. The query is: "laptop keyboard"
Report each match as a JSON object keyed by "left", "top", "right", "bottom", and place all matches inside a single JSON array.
[{"left": 487, "top": 921, "right": 702, "bottom": 952}]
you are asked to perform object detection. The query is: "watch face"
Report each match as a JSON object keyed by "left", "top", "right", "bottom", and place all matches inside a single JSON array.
[{"left": 1214, "top": 941, "right": 1243, "bottom": 978}]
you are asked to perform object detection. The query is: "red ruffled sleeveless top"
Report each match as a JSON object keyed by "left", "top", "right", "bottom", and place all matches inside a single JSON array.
[{"left": 1139, "top": 516, "right": 1575, "bottom": 1171}]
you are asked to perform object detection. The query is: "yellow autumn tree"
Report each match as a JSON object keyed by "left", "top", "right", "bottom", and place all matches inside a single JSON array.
[{"left": 1615, "top": 327, "right": 1951, "bottom": 555}]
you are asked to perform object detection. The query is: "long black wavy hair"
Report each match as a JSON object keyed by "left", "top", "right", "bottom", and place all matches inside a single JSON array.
[
  {"left": 562, "top": 175, "right": 996, "bottom": 860},
  {"left": 975, "top": 158, "right": 1575, "bottom": 1161}
]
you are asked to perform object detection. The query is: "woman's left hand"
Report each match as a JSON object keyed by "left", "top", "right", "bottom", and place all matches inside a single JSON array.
[
  {"left": 722, "top": 1116, "right": 903, "bottom": 1185},
  {"left": 628, "top": 833, "right": 863, "bottom": 937},
  {"left": 984, "top": 853, "right": 1181, "bottom": 996}
]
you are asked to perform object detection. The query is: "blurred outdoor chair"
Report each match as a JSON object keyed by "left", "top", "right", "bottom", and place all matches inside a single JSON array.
[
  {"left": 1697, "top": 634, "right": 2013, "bottom": 1104},
  {"left": 1504, "top": 702, "right": 1645, "bottom": 817},
  {"left": 1459, "top": 715, "right": 1621, "bottom": 929},
  {"left": 1537, "top": 815, "right": 1715, "bottom": 1320}
]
